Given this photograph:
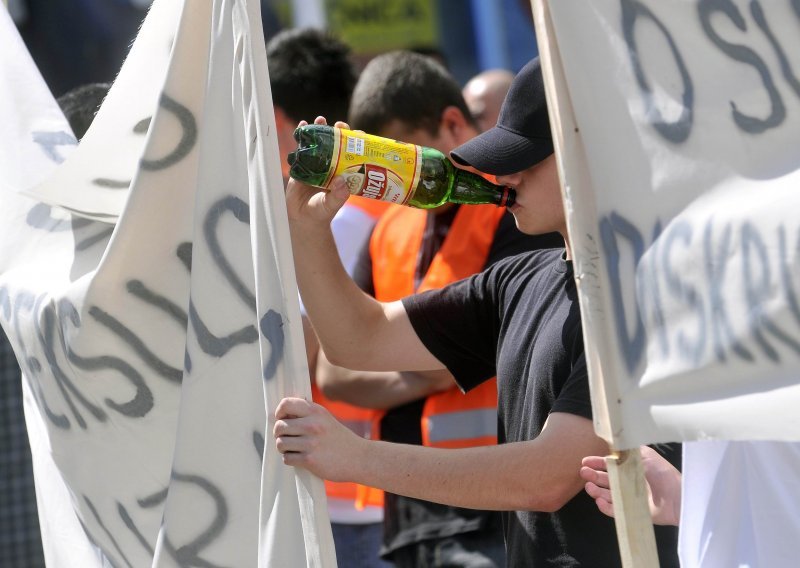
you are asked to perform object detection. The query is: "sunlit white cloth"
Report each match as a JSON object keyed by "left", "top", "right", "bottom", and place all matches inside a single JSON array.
[
  {"left": 0, "top": 1, "right": 335, "bottom": 566},
  {"left": 544, "top": 0, "right": 800, "bottom": 446},
  {"left": 680, "top": 441, "right": 800, "bottom": 568}
]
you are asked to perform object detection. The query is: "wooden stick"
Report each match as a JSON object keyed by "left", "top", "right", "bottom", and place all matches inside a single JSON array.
[
  {"left": 530, "top": 1, "right": 661, "bottom": 566},
  {"left": 606, "top": 449, "right": 660, "bottom": 568}
]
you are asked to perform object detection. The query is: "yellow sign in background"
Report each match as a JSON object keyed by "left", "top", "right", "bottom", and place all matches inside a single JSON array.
[{"left": 326, "top": 0, "right": 438, "bottom": 53}]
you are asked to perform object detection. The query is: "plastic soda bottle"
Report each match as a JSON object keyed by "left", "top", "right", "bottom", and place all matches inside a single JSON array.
[{"left": 287, "top": 125, "right": 515, "bottom": 209}]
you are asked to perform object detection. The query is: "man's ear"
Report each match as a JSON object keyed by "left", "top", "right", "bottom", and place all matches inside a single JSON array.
[
  {"left": 274, "top": 106, "right": 291, "bottom": 135},
  {"left": 273, "top": 106, "right": 296, "bottom": 178},
  {"left": 440, "top": 105, "right": 472, "bottom": 145}
]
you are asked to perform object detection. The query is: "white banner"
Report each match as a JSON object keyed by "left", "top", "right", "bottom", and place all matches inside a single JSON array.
[
  {"left": 541, "top": 0, "right": 800, "bottom": 447},
  {"left": 0, "top": 1, "right": 335, "bottom": 566}
]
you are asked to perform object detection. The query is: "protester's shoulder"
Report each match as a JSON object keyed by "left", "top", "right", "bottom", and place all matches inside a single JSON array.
[
  {"left": 488, "top": 247, "right": 564, "bottom": 276},
  {"left": 478, "top": 248, "right": 570, "bottom": 308},
  {"left": 487, "top": 212, "right": 563, "bottom": 264}
]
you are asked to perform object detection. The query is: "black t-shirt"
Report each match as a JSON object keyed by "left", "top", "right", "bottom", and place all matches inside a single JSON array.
[
  {"left": 353, "top": 209, "right": 564, "bottom": 557},
  {"left": 403, "top": 250, "right": 679, "bottom": 567}
]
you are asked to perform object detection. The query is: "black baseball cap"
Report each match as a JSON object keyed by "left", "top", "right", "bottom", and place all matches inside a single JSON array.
[{"left": 451, "top": 57, "right": 553, "bottom": 176}]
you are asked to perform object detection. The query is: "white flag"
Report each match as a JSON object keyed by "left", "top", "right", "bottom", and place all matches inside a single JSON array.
[
  {"left": 540, "top": 0, "right": 800, "bottom": 448},
  {"left": 0, "top": 1, "right": 336, "bottom": 566}
]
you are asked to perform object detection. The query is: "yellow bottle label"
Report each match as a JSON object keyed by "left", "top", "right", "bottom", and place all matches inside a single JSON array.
[{"left": 322, "top": 128, "right": 422, "bottom": 205}]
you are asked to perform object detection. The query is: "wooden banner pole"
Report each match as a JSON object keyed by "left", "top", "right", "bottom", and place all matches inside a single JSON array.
[
  {"left": 530, "top": 1, "right": 660, "bottom": 566},
  {"left": 606, "top": 449, "right": 660, "bottom": 567}
]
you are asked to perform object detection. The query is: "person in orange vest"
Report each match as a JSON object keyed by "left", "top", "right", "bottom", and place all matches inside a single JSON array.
[
  {"left": 266, "top": 28, "right": 393, "bottom": 568},
  {"left": 314, "top": 51, "right": 562, "bottom": 568}
]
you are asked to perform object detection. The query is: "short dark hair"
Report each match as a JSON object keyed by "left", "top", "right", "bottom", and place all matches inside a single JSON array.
[
  {"left": 266, "top": 28, "right": 357, "bottom": 124},
  {"left": 56, "top": 83, "right": 111, "bottom": 140},
  {"left": 349, "top": 50, "right": 475, "bottom": 136}
]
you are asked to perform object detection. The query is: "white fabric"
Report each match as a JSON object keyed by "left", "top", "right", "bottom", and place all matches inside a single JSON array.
[
  {"left": 19, "top": 0, "right": 178, "bottom": 221},
  {"left": 0, "top": 4, "right": 76, "bottom": 193},
  {"left": 541, "top": 0, "right": 800, "bottom": 446},
  {"left": 680, "top": 441, "right": 800, "bottom": 567},
  {"left": 0, "top": 1, "right": 335, "bottom": 566}
]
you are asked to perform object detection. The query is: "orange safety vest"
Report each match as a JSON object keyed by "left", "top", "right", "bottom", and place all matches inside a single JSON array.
[
  {"left": 311, "top": 385, "right": 384, "bottom": 509},
  {"left": 370, "top": 203, "right": 505, "bottom": 449},
  {"left": 313, "top": 195, "right": 393, "bottom": 511}
]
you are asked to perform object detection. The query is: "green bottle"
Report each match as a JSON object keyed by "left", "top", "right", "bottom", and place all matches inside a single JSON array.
[{"left": 287, "top": 125, "right": 515, "bottom": 209}]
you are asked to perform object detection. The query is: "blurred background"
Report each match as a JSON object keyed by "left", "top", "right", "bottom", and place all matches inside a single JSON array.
[{"left": 7, "top": 0, "right": 539, "bottom": 97}]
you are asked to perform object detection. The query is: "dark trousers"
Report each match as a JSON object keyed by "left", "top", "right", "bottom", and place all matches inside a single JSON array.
[{"left": 389, "top": 531, "right": 506, "bottom": 568}]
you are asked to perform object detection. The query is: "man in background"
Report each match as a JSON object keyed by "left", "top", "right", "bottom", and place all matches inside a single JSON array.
[
  {"left": 56, "top": 82, "right": 110, "bottom": 140},
  {"left": 266, "top": 27, "right": 392, "bottom": 568},
  {"left": 462, "top": 68, "right": 515, "bottom": 133}
]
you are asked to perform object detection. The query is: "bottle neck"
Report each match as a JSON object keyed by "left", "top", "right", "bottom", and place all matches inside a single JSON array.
[{"left": 451, "top": 169, "right": 515, "bottom": 207}]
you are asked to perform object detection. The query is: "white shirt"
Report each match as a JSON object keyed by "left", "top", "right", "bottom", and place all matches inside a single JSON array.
[{"left": 680, "top": 440, "right": 800, "bottom": 567}]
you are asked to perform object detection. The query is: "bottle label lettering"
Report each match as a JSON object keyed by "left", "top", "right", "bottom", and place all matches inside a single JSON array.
[
  {"left": 324, "top": 128, "right": 421, "bottom": 205},
  {"left": 346, "top": 136, "right": 365, "bottom": 156},
  {"left": 362, "top": 165, "right": 388, "bottom": 200}
]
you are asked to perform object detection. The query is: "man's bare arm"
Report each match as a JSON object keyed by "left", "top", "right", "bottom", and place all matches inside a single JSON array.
[
  {"left": 286, "top": 118, "right": 444, "bottom": 373},
  {"left": 275, "top": 398, "right": 608, "bottom": 511},
  {"left": 316, "top": 350, "right": 455, "bottom": 409},
  {"left": 302, "top": 315, "right": 319, "bottom": 375}
]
